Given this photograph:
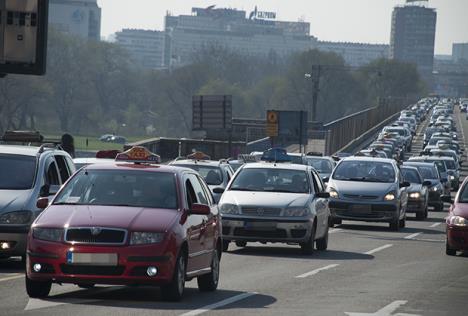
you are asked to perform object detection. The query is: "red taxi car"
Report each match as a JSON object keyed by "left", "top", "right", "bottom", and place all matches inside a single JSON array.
[
  {"left": 26, "top": 147, "right": 222, "bottom": 301},
  {"left": 445, "top": 177, "right": 468, "bottom": 256}
]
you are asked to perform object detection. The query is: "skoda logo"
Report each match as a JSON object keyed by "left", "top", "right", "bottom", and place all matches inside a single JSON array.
[
  {"left": 257, "top": 208, "right": 265, "bottom": 215},
  {"left": 90, "top": 227, "right": 102, "bottom": 236}
]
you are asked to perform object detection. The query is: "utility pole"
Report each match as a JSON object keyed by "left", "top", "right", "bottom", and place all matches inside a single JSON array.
[{"left": 311, "top": 65, "right": 321, "bottom": 122}]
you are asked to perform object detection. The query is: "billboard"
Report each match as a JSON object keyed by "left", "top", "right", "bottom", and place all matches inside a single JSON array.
[
  {"left": 267, "top": 110, "right": 308, "bottom": 146},
  {"left": 192, "top": 95, "right": 232, "bottom": 131}
]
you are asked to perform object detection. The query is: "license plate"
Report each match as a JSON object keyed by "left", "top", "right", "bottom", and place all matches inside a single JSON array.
[
  {"left": 66, "top": 252, "right": 118, "bottom": 266},
  {"left": 244, "top": 222, "right": 276, "bottom": 230},
  {"left": 350, "top": 204, "right": 372, "bottom": 213}
]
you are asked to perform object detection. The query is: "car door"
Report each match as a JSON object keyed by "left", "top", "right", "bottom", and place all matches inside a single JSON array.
[
  {"left": 397, "top": 169, "right": 408, "bottom": 214},
  {"left": 197, "top": 175, "right": 217, "bottom": 259},
  {"left": 311, "top": 170, "right": 328, "bottom": 238}
]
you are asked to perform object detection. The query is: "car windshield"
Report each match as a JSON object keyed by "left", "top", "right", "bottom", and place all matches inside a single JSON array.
[
  {"left": 423, "top": 160, "right": 447, "bottom": 173},
  {"left": 441, "top": 159, "right": 456, "bottom": 170},
  {"left": 306, "top": 158, "right": 333, "bottom": 173},
  {"left": 0, "top": 154, "right": 37, "bottom": 190},
  {"left": 401, "top": 168, "right": 421, "bottom": 184},
  {"left": 230, "top": 168, "right": 310, "bottom": 193},
  {"left": 54, "top": 170, "right": 178, "bottom": 209},
  {"left": 386, "top": 129, "right": 405, "bottom": 136},
  {"left": 332, "top": 160, "right": 395, "bottom": 183},
  {"left": 415, "top": 166, "right": 438, "bottom": 179},
  {"left": 175, "top": 164, "right": 223, "bottom": 185},
  {"left": 458, "top": 185, "right": 468, "bottom": 203}
]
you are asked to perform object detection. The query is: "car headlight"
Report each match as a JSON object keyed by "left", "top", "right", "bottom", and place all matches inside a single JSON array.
[
  {"left": 32, "top": 228, "right": 63, "bottom": 242},
  {"left": 219, "top": 203, "right": 241, "bottom": 215},
  {"left": 384, "top": 192, "right": 396, "bottom": 201},
  {"left": 130, "top": 232, "right": 165, "bottom": 245},
  {"left": 447, "top": 216, "right": 467, "bottom": 227},
  {"left": 409, "top": 192, "right": 421, "bottom": 199},
  {"left": 328, "top": 188, "right": 339, "bottom": 199},
  {"left": 0, "top": 211, "right": 32, "bottom": 224},
  {"left": 432, "top": 186, "right": 439, "bottom": 192},
  {"left": 283, "top": 207, "right": 309, "bottom": 217},
  {"left": 449, "top": 175, "right": 455, "bottom": 180}
]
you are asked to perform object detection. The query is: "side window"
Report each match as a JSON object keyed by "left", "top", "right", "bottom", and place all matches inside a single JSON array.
[
  {"left": 46, "top": 161, "right": 60, "bottom": 186},
  {"left": 65, "top": 156, "right": 76, "bottom": 175},
  {"left": 55, "top": 155, "right": 71, "bottom": 183},
  {"left": 185, "top": 178, "right": 197, "bottom": 209},
  {"left": 310, "top": 171, "right": 319, "bottom": 193},
  {"left": 188, "top": 174, "right": 209, "bottom": 205},
  {"left": 312, "top": 171, "right": 324, "bottom": 192},
  {"left": 198, "top": 175, "right": 214, "bottom": 205}
]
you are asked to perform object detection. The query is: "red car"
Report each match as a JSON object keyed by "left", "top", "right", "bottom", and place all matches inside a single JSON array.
[
  {"left": 445, "top": 177, "right": 468, "bottom": 256},
  {"left": 26, "top": 147, "right": 222, "bottom": 301}
]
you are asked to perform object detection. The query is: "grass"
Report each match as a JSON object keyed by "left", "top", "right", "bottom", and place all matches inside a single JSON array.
[{"left": 44, "top": 135, "right": 147, "bottom": 151}]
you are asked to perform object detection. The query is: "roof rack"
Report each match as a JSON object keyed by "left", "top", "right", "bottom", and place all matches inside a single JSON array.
[{"left": 38, "top": 143, "right": 63, "bottom": 154}]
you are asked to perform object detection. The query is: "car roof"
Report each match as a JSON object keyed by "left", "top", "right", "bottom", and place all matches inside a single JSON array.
[
  {"left": 403, "top": 161, "right": 436, "bottom": 168},
  {"left": 83, "top": 162, "right": 195, "bottom": 174},
  {"left": 0, "top": 144, "right": 40, "bottom": 156},
  {"left": 171, "top": 159, "right": 223, "bottom": 167},
  {"left": 342, "top": 156, "right": 396, "bottom": 164},
  {"left": 409, "top": 156, "right": 448, "bottom": 161},
  {"left": 240, "top": 162, "right": 312, "bottom": 171},
  {"left": 73, "top": 158, "right": 115, "bottom": 164}
]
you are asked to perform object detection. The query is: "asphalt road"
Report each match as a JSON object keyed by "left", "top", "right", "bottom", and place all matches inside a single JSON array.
[{"left": 1, "top": 110, "right": 467, "bottom": 316}]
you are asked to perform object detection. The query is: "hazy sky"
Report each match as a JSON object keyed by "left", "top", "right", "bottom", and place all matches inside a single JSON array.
[{"left": 97, "top": 0, "right": 468, "bottom": 55}]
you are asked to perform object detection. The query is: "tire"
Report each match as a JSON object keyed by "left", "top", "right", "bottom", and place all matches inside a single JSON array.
[
  {"left": 389, "top": 217, "right": 400, "bottom": 231},
  {"left": 25, "top": 275, "right": 51, "bottom": 298},
  {"left": 235, "top": 241, "right": 247, "bottom": 248},
  {"left": 399, "top": 216, "right": 406, "bottom": 228},
  {"left": 161, "top": 251, "right": 186, "bottom": 302},
  {"left": 328, "top": 218, "right": 341, "bottom": 227},
  {"left": 197, "top": 250, "right": 220, "bottom": 292},
  {"left": 316, "top": 227, "right": 329, "bottom": 251},
  {"left": 300, "top": 224, "right": 316, "bottom": 255},
  {"left": 446, "top": 240, "right": 457, "bottom": 256},
  {"left": 222, "top": 240, "right": 230, "bottom": 252}
]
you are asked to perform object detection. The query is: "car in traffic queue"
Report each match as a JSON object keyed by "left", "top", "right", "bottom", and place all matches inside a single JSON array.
[
  {"left": 445, "top": 177, "right": 468, "bottom": 256},
  {"left": 357, "top": 149, "right": 388, "bottom": 158},
  {"left": 408, "top": 156, "right": 452, "bottom": 195},
  {"left": 170, "top": 152, "right": 234, "bottom": 203},
  {"left": 305, "top": 154, "right": 336, "bottom": 183},
  {"left": 400, "top": 166, "right": 431, "bottom": 220},
  {"left": 0, "top": 135, "right": 76, "bottom": 261},
  {"left": 26, "top": 147, "right": 222, "bottom": 301},
  {"left": 327, "top": 156, "right": 410, "bottom": 231},
  {"left": 382, "top": 126, "right": 413, "bottom": 151},
  {"left": 218, "top": 150, "right": 330, "bottom": 254}
]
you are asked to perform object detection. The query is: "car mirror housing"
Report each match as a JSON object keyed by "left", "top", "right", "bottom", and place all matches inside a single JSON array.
[
  {"left": 400, "top": 181, "right": 411, "bottom": 188},
  {"left": 190, "top": 203, "right": 211, "bottom": 215},
  {"left": 322, "top": 177, "right": 329, "bottom": 183},
  {"left": 422, "top": 180, "right": 432, "bottom": 187},
  {"left": 212, "top": 187, "right": 225, "bottom": 194},
  {"left": 316, "top": 192, "right": 330, "bottom": 199},
  {"left": 36, "top": 197, "right": 49, "bottom": 209}
]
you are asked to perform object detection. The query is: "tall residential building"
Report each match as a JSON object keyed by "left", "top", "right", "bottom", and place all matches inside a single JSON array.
[
  {"left": 49, "top": 0, "right": 101, "bottom": 40},
  {"left": 115, "top": 29, "right": 165, "bottom": 69},
  {"left": 452, "top": 43, "right": 468, "bottom": 63},
  {"left": 390, "top": 3, "right": 437, "bottom": 82},
  {"left": 164, "top": 7, "right": 317, "bottom": 68},
  {"left": 317, "top": 41, "right": 389, "bottom": 67}
]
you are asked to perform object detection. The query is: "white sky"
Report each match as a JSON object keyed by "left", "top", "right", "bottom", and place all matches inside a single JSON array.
[{"left": 97, "top": 0, "right": 468, "bottom": 55}]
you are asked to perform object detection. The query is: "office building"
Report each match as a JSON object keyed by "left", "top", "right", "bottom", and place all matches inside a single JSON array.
[
  {"left": 452, "top": 43, "right": 468, "bottom": 63},
  {"left": 115, "top": 29, "right": 165, "bottom": 69},
  {"left": 317, "top": 41, "right": 389, "bottom": 67},
  {"left": 49, "top": 0, "right": 101, "bottom": 40}
]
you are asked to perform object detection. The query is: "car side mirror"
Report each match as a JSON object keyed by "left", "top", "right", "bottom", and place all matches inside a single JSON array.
[
  {"left": 441, "top": 195, "right": 453, "bottom": 203},
  {"left": 190, "top": 203, "right": 211, "bottom": 215},
  {"left": 316, "top": 192, "right": 330, "bottom": 199},
  {"left": 400, "top": 181, "right": 411, "bottom": 188},
  {"left": 322, "top": 177, "right": 329, "bottom": 183},
  {"left": 39, "top": 184, "right": 50, "bottom": 197},
  {"left": 422, "top": 180, "right": 432, "bottom": 187},
  {"left": 36, "top": 197, "right": 49, "bottom": 209},
  {"left": 441, "top": 178, "right": 448, "bottom": 183},
  {"left": 212, "top": 187, "right": 225, "bottom": 194}
]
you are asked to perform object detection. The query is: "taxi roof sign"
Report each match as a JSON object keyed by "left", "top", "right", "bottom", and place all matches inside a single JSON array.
[
  {"left": 187, "top": 152, "right": 211, "bottom": 160},
  {"left": 115, "top": 146, "right": 160, "bottom": 164}
]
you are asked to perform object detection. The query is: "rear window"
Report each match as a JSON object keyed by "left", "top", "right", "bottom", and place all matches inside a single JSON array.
[
  {"left": 306, "top": 158, "right": 333, "bottom": 173},
  {"left": 175, "top": 164, "right": 223, "bottom": 185},
  {"left": 0, "top": 154, "right": 37, "bottom": 190}
]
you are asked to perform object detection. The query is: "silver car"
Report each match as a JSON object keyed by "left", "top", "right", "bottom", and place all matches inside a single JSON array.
[{"left": 219, "top": 162, "right": 330, "bottom": 254}]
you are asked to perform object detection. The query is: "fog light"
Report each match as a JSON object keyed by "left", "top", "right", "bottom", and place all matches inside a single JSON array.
[
  {"left": 1, "top": 242, "right": 9, "bottom": 250},
  {"left": 33, "top": 263, "right": 42, "bottom": 272},
  {"left": 146, "top": 266, "right": 158, "bottom": 277}
]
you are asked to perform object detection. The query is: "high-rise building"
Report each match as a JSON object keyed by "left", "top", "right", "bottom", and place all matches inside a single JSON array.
[
  {"left": 452, "top": 43, "right": 468, "bottom": 63},
  {"left": 390, "top": 3, "right": 437, "bottom": 82},
  {"left": 164, "top": 7, "right": 316, "bottom": 68},
  {"left": 49, "top": 0, "right": 101, "bottom": 40},
  {"left": 317, "top": 41, "right": 389, "bottom": 67},
  {"left": 115, "top": 29, "right": 165, "bottom": 70}
]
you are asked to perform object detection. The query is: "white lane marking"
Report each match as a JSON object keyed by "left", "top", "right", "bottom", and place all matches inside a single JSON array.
[
  {"left": 0, "top": 274, "right": 23, "bottom": 282},
  {"left": 429, "top": 222, "right": 442, "bottom": 228},
  {"left": 180, "top": 292, "right": 257, "bottom": 316},
  {"left": 404, "top": 232, "right": 422, "bottom": 240},
  {"left": 295, "top": 264, "right": 340, "bottom": 279},
  {"left": 345, "top": 300, "right": 421, "bottom": 316},
  {"left": 364, "top": 244, "right": 393, "bottom": 255},
  {"left": 329, "top": 228, "right": 343, "bottom": 233}
]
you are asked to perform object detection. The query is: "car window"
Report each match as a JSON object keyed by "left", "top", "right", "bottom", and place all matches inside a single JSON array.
[
  {"left": 306, "top": 158, "right": 333, "bottom": 173},
  {"left": 401, "top": 168, "right": 421, "bottom": 184},
  {"left": 458, "top": 184, "right": 468, "bottom": 203},
  {"left": 175, "top": 164, "right": 223, "bottom": 185},
  {"left": 311, "top": 171, "right": 323, "bottom": 192},
  {"left": 187, "top": 174, "right": 209, "bottom": 205},
  {"left": 55, "top": 155, "right": 71, "bottom": 183},
  {"left": 333, "top": 161, "right": 396, "bottom": 183},
  {"left": 46, "top": 160, "right": 61, "bottom": 186},
  {"left": 0, "top": 154, "right": 37, "bottom": 190},
  {"left": 197, "top": 175, "right": 214, "bottom": 205},
  {"left": 416, "top": 166, "right": 437, "bottom": 179}
]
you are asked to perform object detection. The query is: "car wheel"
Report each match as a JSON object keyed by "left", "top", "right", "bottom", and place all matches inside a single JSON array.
[
  {"left": 399, "top": 216, "right": 406, "bottom": 228},
  {"left": 25, "top": 275, "right": 51, "bottom": 298},
  {"left": 316, "top": 227, "right": 328, "bottom": 251},
  {"left": 78, "top": 284, "right": 95, "bottom": 289},
  {"left": 222, "top": 240, "right": 230, "bottom": 252},
  {"left": 161, "top": 251, "right": 186, "bottom": 301},
  {"left": 300, "top": 224, "right": 316, "bottom": 255},
  {"left": 197, "top": 249, "right": 220, "bottom": 292},
  {"left": 389, "top": 217, "right": 400, "bottom": 231},
  {"left": 235, "top": 241, "right": 247, "bottom": 248},
  {"left": 446, "top": 240, "right": 457, "bottom": 256}
]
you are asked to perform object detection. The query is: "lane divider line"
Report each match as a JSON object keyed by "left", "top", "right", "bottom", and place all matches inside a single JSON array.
[
  {"left": 0, "top": 274, "right": 23, "bottom": 283},
  {"left": 180, "top": 292, "right": 258, "bottom": 316},
  {"left": 429, "top": 222, "right": 442, "bottom": 228},
  {"left": 364, "top": 244, "right": 393, "bottom": 255},
  {"left": 329, "top": 228, "right": 343, "bottom": 234},
  {"left": 295, "top": 264, "right": 340, "bottom": 279},
  {"left": 404, "top": 232, "right": 422, "bottom": 240}
]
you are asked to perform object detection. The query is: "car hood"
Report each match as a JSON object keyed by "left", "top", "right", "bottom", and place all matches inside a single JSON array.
[
  {"left": 34, "top": 205, "right": 180, "bottom": 232},
  {"left": 0, "top": 189, "right": 32, "bottom": 214},
  {"left": 329, "top": 180, "right": 396, "bottom": 196},
  {"left": 407, "top": 184, "right": 423, "bottom": 193},
  {"left": 220, "top": 191, "right": 309, "bottom": 208}
]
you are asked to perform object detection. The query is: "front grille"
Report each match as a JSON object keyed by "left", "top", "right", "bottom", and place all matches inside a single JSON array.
[
  {"left": 65, "top": 228, "right": 127, "bottom": 245},
  {"left": 291, "top": 229, "right": 307, "bottom": 238},
  {"left": 242, "top": 207, "right": 282, "bottom": 217},
  {"left": 343, "top": 194, "right": 379, "bottom": 200},
  {"left": 329, "top": 202, "right": 396, "bottom": 213},
  {"left": 222, "top": 226, "right": 231, "bottom": 235},
  {"left": 60, "top": 264, "right": 125, "bottom": 276},
  {"left": 233, "top": 228, "right": 287, "bottom": 238}
]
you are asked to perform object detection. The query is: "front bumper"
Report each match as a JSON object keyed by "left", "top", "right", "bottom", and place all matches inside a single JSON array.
[
  {"left": 446, "top": 225, "right": 468, "bottom": 250},
  {"left": 406, "top": 199, "right": 425, "bottom": 213},
  {"left": 329, "top": 200, "right": 398, "bottom": 222},
  {"left": 0, "top": 232, "right": 27, "bottom": 257},
  {"left": 26, "top": 239, "right": 176, "bottom": 286},
  {"left": 221, "top": 216, "right": 313, "bottom": 243}
]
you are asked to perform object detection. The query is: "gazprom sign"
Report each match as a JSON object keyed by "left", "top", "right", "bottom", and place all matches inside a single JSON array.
[{"left": 256, "top": 11, "right": 276, "bottom": 20}]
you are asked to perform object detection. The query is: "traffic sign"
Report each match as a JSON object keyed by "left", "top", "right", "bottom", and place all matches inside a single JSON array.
[{"left": 266, "top": 110, "right": 278, "bottom": 137}]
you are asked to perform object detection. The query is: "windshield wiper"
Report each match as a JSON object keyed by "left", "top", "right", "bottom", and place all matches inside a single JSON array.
[
  {"left": 230, "top": 187, "right": 254, "bottom": 191},
  {"left": 264, "top": 189, "right": 296, "bottom": 193},
  {"left": 53, "top": 202, "right": 80, "bottom": 205}
]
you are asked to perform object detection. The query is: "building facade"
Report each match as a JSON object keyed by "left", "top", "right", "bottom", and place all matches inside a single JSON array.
[
  {"left": 115, "top": 29, "right": 165, "bottom": 69},
  {"left": 49, "top": 0, "right": 101, "bottom": 40},
  {"left": 390, "top": 4, "right": 437, "bottom": 82},
  {"left": 317, "top": 41, "right": 389, "bottom": 67},
  {"left": 164, "top": 7, "right": 317, "bottom": 68},
  {"left": 453, "top": 43, "right": 468, "bottom": 63}
]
